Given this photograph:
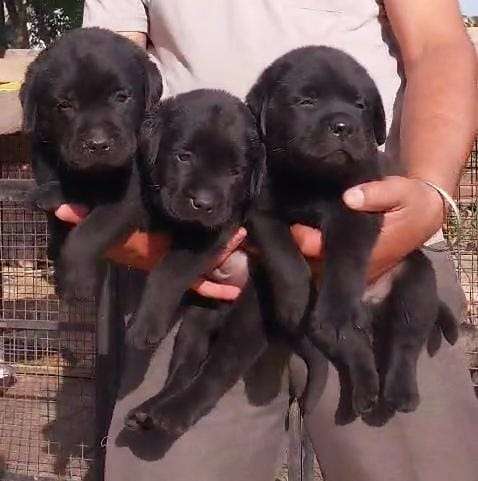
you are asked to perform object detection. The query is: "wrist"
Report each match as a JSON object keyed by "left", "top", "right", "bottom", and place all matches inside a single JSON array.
[
  {"left": 409, "top": 177, "right": 447, "bottom": 233},
  {"left": 407, "top": 166, "right": 459, "bottom": 200},
  {"left": 412, "top": 177, "right": 450, "bottom": 222}
]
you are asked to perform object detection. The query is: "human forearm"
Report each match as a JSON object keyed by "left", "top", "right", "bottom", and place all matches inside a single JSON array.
[
  {"left": 55, "top": 204, "right": 246, "bottom": 300},
  {"left": 83, "top": 0, "right": 148, "bottom": 49},
  {"left": 401, "top": 40, "right": 477, "bottom": 194},
  {"left": 117, "top": 31, "right": 147, "bottom": 49}
]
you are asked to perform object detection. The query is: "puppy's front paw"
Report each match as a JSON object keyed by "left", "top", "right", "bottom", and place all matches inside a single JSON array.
[
  {"left": 274, "top": 283, "right": 310, "bottom": 335},
  {"left": 28, "top": 182, "right": 64, "bottom": 211},
  {"left": 323, "top": 302, "right": 361, "bottom": 328},
  {"left": 56, "top": 258, "right": 98, "bottom": 301},
  {"left": 126, "top": 308, "right": 164, "bottom": 351},
  {"left": 309, "top": 300, "right": 367, "bottom": 346}
]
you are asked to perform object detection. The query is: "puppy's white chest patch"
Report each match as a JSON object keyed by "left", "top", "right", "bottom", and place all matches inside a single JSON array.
[{"left": 362, "top": 263, "right": 404, "bottom": 305}]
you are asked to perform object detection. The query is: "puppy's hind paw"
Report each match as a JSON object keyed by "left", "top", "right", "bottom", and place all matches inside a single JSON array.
[
  {"left": 125, "top": 409, "right": 155, "bottom": 431},
  {"left": 150, "top": 407, "right": 190, "bottom": 438},
  {"left": 383, "top": 385, "right": 420, "bottom": 413},
  {"left": 352, "top": 379, "right": 379, "bottom": 415},
  {"left": 125, "top": 404, "right": 189, "bottom": 439},
  {"left": 383, "top": 364, "right": 421, "bottom": 413}
]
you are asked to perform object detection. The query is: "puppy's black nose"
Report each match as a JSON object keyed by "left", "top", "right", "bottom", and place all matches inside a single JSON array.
[
  {"left": 83, "top": 134, "right": 113, "bottom": 154},
  {"left": 330, "top": 121, "right": 353, "bottom": 139},
  {"left": 189, "top": 191, "right": 214, "bottom": 213}
]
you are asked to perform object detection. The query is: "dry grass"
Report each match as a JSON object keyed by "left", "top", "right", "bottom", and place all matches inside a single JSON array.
[{"left": 2, "top": 265, "right": 55, "bottom": 300}]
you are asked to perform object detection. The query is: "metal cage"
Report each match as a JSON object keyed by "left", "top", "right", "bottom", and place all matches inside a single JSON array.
[
  {"left": 0, "top": 134, "right": 98, "bottom": 481},
  {"left": 0, "top": 133, "right": 477, "bottom": 481},
  {"left": 450, "top": 137, "right": 478, "bottom": 393},
  {"left": 452, "top": 137, "right": 478, "bottom": 325}
]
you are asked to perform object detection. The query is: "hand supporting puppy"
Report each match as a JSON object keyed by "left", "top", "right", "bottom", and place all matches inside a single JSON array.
[
  {"left": 293, "top": 175, "right": 444, "bottom": 280},
  {"left": 54, "top": 175, "right": 443, "bottom": 301},
  {"left": 55, "top": 203, "right": 247, "bottom": 301}
]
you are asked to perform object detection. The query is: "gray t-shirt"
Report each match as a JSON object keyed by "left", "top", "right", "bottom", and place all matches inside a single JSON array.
[{"left": 83, "top": 1, "right": 402, "bottom": 129}]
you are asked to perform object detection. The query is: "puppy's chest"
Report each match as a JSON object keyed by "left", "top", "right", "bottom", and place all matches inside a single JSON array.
[
  {"left": 59, "top": 169, "right": 132, "bottom": 207},
  {"left": 263, "top": 178, "right": 343, "bottom": 227},
  {"left": 278, "top": 194, "right": 338, "bottom": 228}
]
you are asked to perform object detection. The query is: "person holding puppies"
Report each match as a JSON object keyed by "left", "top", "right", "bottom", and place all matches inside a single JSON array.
[{"left": 53, "top": 1, "right": 478, "bottom": 480}]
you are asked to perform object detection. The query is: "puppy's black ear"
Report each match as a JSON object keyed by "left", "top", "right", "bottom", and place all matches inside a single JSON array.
[
  {"left": 248, "top": 141, "right": 267, "bottom": 202},
  {"left": 139, "top": 113, "right": 161, "bottom": 167},
  {"left": 246, "top": 62, "right": 289, "bottom": 137},
  {"left": 144, "top": 59, "right": 163, "bottom": 112},
  {"left": 246, "top": 82, "right": 269, "bottom": 137},
  {"left": 19, "top": 61, "right": 40, "bottom": 134},
  {"left": 366, "top": 82, "right": 387, "bottom": 146}
]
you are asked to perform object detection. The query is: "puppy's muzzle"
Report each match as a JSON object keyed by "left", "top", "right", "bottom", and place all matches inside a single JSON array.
[
  {"left": 187, "top": 189, "right": 214, "bottom": 214},
  {"left": 327, "top": 114, "right": 357, "bottom": 141},
  {"left": 82, "top": 131, "right": 115, "bottom": 155},
  {"left": 330, "top": 120, "right": 353, "bottom": 139}
]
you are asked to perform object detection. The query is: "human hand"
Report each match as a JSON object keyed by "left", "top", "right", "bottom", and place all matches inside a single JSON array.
[
  {"left": 290, "top": 176, "right": 444, "bottom": 281},
  {"left": 55, "top": 204, "right": 247, "bottom": 301}
]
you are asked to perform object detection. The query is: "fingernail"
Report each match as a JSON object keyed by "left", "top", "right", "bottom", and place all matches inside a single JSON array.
[
  {"left": 55, "top": 204, "right": 88, "bottom": 223},
  {"left": 343, "top": 187, "right": 364, "bottom": 208},
  {"left": 209, "top": 266, "right": 231, "bottom": 281},
  {"left": 55, "top": 205, "right": 71, "bottom": 221}
]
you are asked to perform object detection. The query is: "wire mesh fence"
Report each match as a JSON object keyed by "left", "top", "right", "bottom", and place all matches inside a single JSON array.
[
  {"left": 0, "top": 133, "right": 96, "bottom": 481},
  {"left": 447, "top": 138, "right": 478, "bottom": 392},
  {"left": 449, "top": 137, "right": 478, "bottom": 326},
  {"left": 0, "top": 132, "right": 477, "bottom": 481}
]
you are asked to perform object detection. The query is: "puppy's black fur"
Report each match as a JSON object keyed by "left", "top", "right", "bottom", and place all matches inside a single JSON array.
[
  {"left": 246, "top": 46, "right": 457, "bottom": 417},
  {"left": 120, "top": 86, "right": 329, "bottom": 443},
  {"left": 243, "top": 46, "right": 384, "bottom": 414},
  {"left": 20, "top": 27, "right": 162, "bottom": 299},
  {"left": 122, "top": 269, "right": 326, "bottom": 453},
  {"left": 124, "top": 89, "right": 268, "bottom": 427}
]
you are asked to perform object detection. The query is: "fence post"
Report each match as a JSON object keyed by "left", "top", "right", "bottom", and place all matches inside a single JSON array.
[{"left": 94, "top": 264, "right": 124, "bottom": 481}]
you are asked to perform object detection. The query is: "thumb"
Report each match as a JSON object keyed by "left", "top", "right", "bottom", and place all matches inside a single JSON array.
[
  {"left": 214, "top": 227, "right": 247, "bottom": 266},
  {"left": 55, "top": 203, "right": 90, "bottom": 224},
  {"left": 343, "top": 176, "right": 406, "bottom": 212}
]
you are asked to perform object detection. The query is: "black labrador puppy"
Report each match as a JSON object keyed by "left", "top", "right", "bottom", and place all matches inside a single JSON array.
[
  {"left": 121, "top": 83, "right": 326, "bottom": 441},
  {"left": 20, "top": 27, "right": 162, "bottom": 300},
  {"left": 246, "top": 46, "right": 457, "bottom": 416},
  {"left": 124, "top": 89, "right": 268, "bottom": 426}
]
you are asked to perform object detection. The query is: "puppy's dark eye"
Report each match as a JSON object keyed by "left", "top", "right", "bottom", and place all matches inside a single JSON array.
[
  {"left": 176, "top": 152, "right": 193, "bottom": 163},
  {"left": 114, "top": 91, "right": 130, "bottom": 103},
  {"left": 229, "top": 167, "right": 242, "bottom": 176},
  {"left": 355, "top": 99, "right": 367, "bottom": 110},
  {"left": 296, "top": 97, "right": 316, "bottom": 107},
  {"left": 56, "top": 100, "right": 72, "bottom": 111}
]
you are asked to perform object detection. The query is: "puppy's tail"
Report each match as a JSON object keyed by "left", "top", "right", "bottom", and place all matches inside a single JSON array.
[{"left": 436, "top": 301, "right": 459, "bottom": 346}]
